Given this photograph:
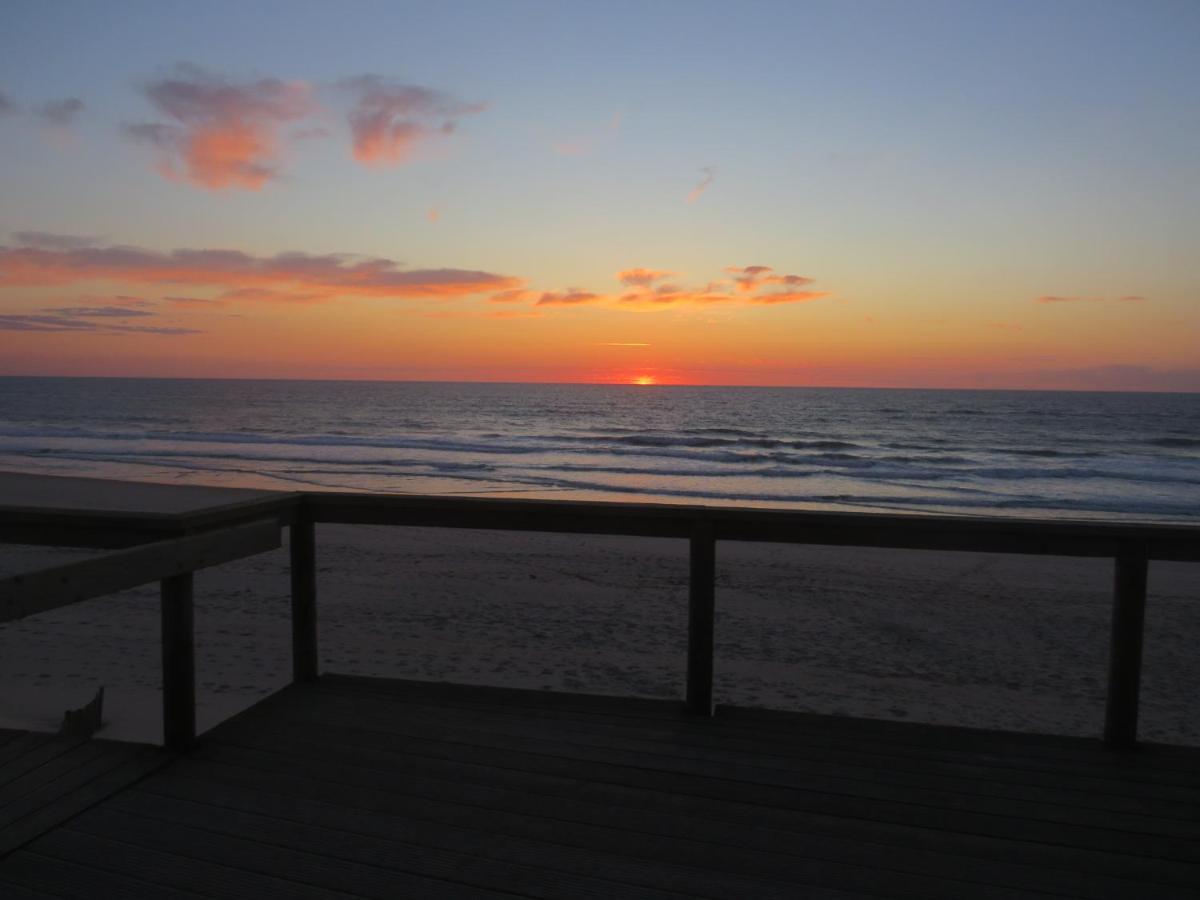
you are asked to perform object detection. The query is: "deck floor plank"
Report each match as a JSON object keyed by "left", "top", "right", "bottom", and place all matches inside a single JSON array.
[{"left": 2, "top": 678, "right": 1198, "bottom": 898}]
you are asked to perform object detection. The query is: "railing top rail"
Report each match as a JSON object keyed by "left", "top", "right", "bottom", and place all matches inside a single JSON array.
[
  {"left": 308, "top": 492, "right": 1200, "bottom": 561},
  {"left": 0, "top": 519, "right": 282, "bottom": 623}
]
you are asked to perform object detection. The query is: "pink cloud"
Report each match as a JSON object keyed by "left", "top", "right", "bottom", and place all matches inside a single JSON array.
[
  {"left": 340, "top": 75, "right": 485, "bottom": 166},
  {"left": 489, "top": 289, "right": 538, "bottom": 303},
  {"left": 687, "top": 166, "right": 715, "bottom": 203},
  {"left": 536, "top": 289, "right": 602, "bottom": 306},
  {"left": 725, "top": 265, "right": 815, "bottom": 293},
  {"left": 0, "top": 233, "right": 521, "bottom": 301},
  {"left": 617, "top": 268, "right": 675, "bottom": 286},
  {"left": 125, "top": 65, "right": 316, "bottom": 190}
]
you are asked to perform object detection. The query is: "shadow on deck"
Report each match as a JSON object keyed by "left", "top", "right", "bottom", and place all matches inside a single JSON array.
[{"left": 2, "top": 676, "right": 1198, "bottom": 899}]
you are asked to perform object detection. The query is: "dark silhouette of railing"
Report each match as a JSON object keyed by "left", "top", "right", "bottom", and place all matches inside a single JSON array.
[{"left": 3, "top": 491, "right": 1197, "bottom": 753}]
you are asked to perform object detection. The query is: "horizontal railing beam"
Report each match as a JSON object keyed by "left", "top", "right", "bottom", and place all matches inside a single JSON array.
[
  {"left": 309, "top": 493, "right": 1200, "bottom": 561},
  {"left": 0, "top": 519, "right": 282, "bottom": 624}
]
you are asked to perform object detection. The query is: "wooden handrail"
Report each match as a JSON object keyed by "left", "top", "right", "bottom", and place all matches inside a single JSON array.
[{"left": 0, "top": 519, "right": 281, "bottom": 624}]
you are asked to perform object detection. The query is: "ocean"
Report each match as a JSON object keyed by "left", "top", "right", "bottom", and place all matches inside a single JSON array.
[{"left": 0, "top": 376, "right": 1197, "bottom": 522}]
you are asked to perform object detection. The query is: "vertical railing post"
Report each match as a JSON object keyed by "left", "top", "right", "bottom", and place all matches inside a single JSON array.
[
  {"left": 687, "top": 520, "right": 716, "bottom": 716},
  {"left": 1104, "top": 546, "right": 1149, "bottom": 749},
  {"left": 290, "top": 506, "right": 319, "bottom": 683},
  {"left": 161, "top": 572, "right": 195, "bottom": 753}
]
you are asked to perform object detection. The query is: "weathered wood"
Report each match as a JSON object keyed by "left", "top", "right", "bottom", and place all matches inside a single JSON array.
[
  {"left": 0, "top": 519, "right": 281, "bottom": 624},
  {"left": 289, "top": 514, "right": 319, "bottom": 683},
  {"left": 161, "top": 573, "right": 195, "bottom": 753},
  {"left": 686, "top": 522, "right": 716, "bottom": 716},
  {"left": 1105, "top": 548, "right": 1150, "bottom": 749}
]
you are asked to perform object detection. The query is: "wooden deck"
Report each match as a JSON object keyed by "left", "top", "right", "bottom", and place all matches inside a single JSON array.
[
  {"left": 1, "top": 677, "right": 1198, "bottom": 899},
  {"left": 0, "top": 728, "right": 165, "bottom": 859}
]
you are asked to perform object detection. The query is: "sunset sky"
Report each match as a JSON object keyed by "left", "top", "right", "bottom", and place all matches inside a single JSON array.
[{"left": 1, "top": 0, "right": 1197, "bottom": 390}]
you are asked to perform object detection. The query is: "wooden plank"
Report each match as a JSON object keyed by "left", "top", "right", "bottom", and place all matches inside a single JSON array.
[
  {"left": 0, "top": 519, "right": 281, "bottom": 624},
  {"left": 85, "top": 800, "right": 764, "bottom": 900},
  {"left": 146, "top": 751, "right": 1197, "bottom": 899},
  {"left": 1105, "top": 548, "right": 1149, "bottom": 748},
  {"left": 29, "top": 829, "right": 378, "bottom": 900},
  {"left": 686, "top": 522, "right": 716, "bottom": 716},
  {"left": 308, "top": 491, "right": 1200, "bottom": 560},
  {"left": 0, "top": 746, "right": 165, "bottom": 857},
  {"left": 0, "top": 739, "right": 109, "bottom": 803},
  {"left": 216, "top": 702, "right": 1200, "bottom": 861},
  {"left": 289, "top": 515, "right": 319, "bottom": 683},
  {"left": 225, "top": 695, "right": 1200, "bottom": 841},
  {"left": 179, "top": 740, "right": 1200, "bottom": 892},
  {"left": 274, "top": 692, "right": 1200, "bottom": 818},
  {"left": 306, "top": 680, "right": 1200, "bottom": 796},
  {"left": 1, "top": 854, "right": 161, "bottom": 900},
  {"left": 162, "top": 573, "right": 196, "bottom": 754}
]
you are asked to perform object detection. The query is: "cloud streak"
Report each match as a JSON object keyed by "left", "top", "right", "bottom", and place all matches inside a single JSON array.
[
  {"left": 1035, "top": 294, "right": 1148, "bottom": 304},
  {"left": 125, "top": 64, "right": 316, "bottom": 190},
  {"left": 35, "top": 97, "right": 84, "bottom": 126},
  {"left": 687, "top": 166, "right": 716, "bottom": 203},
  {"left": 0, "top": 233, "right": 520, "bottom": 301},
  {"left": 0, "top": 305, "right": 200, "bottom": 335},
  {"left": 339, "top": 75, "right": 485, "bottom": 166}
]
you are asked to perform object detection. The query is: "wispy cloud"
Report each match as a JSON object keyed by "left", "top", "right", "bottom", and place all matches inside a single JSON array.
[
  {"left": 528, "top": 265, "right": 829, "bottom": 311},
  {"left": 1035, "top": 294, "right": 1148, "bottom": 305},
  {"left": 427, "top": 207, "right": 440, "bottom": 224},
  {"left": 10, "top": 231, "right": 97, "bottom": 250},
  {"left": 125, "top": 64, "right": 316, "bottom": 190},
  {"left": 42, "top": 305, "right": 155, "bottom": 318},
  {"left": 687, "top": 166, "right": 716, "bottom": 203},
  {"left": 536, "top": 289, "right": 602, "bottom": 306},
  {"left": 0, "top": 90, "right": 16, "bottom": 115},
  {"left": 617, "top": 268, "right": 675, "bottom": 286},
  {"left": 35, "top": 97, "right": 84, "bottom": 126},
  {"left": 489, "top": 289, "right": 538, "bottom": 303},
  {"left": 595, "top": 342, "right": 649, "bottom": 347},
  {"left": 0, "top": 305, "right": 200, "bottom": 335},
  {"left": 0, "top": 233, "right": 520, "bottom": 301},
  {"left": 339, "top": 75, "right": 485, "bottom": 166}
]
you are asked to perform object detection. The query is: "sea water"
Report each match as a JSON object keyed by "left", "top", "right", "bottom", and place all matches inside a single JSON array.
[{"left": 0, "top": 376, "right": 1197, "bottom": 522}]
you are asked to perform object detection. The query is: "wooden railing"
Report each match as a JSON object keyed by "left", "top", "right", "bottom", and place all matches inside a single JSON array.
[
  {"left": 3, "top": 491, "right": 1198, "bottom": 752},
  {"left": 0, "top": 520, "right": 282, "bottom": 752},
  {"left": 298, "top": 493, "right": 1200, "bottom": 748}
]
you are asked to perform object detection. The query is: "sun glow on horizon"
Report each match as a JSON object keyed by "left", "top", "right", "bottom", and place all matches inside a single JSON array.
[{"left": 631, "top": 374, "right": 657, "bottom": 386}]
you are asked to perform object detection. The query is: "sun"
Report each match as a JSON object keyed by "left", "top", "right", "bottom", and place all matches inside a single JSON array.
[{"left": 631, "top": 375, "right": 657, "bottom": 386}]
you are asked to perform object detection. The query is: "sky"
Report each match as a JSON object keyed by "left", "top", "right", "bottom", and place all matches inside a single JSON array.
[{"left": 0, "top": 0, "right": 1197, "bottom": 390}]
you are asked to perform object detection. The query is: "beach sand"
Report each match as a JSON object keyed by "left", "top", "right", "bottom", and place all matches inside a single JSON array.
[{"left": 2, "top": 525, "right": 1197, "bottom": 746}]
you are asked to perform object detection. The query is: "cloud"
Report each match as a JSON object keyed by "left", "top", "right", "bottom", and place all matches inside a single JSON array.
[
  {"left": 510, "top": 264, "right": 831, "bottom": 312},
  {"left": 724, "top": 265, "right": 814, "bottom": 293},
  {"left": 489, "top": 289, "right": 537, "bottom": 303},
  {"left": 339, "top": 75, "right": 485, "bottom": 166},
  {"left": 617, "top": 268, "right": 674, "bottom": 286},
  {"left": 10, "top": 231, "right": 97, "bottom": 250},
  {"left": 536, "top": 289, "right": 602, "bottom": 306},
  {"left": 125, "top": 64, "right": 315, "bottom": 190},
  {"left": 0, "top": 306, "right": 200, "bottom": 335},
  {"left": 427, "top": 207, "right": 440, "bottom": 224},
  {"left": 0, "top": 90, "right": 16, "bottom": 115},
  {"left": 550, "top": 109, "right": 622, "bottom": 156},
  {"left": 687, "top": 166, "right": 716, "bottom": 203},
  {"left": 0, "top": 233, "right": 520, "bottom": 301},
  {"left": 165, "top": 295, "right": 225, "bottom": 307},
  {"left": 595, "top": 342, "right": 649, "bottom": 347},
  {"left": 35, "top": 97, "right": 84, "bottom": 126},
  {"left": 1035, "top": 294, "right": 1149, "bottom": 304},
  {"left": 42, "top": 305, "right": 155, "bottom": 318}
]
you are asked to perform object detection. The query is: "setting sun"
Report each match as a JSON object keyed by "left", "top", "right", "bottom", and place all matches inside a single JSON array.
[{"left": 631, "top": 375, "right": 657, "bottom": 386}]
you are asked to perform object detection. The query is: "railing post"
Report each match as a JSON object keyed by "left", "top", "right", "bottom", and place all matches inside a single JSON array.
[
  {"left": 290, "top": 509, "right": 319, "bottom": 683},
  {"left": 687, "top": 521, "right": 716, "bottom": 716},
  {"left": 1104, "top": 547, "right": 1149, "bottom": 749},
  {"left": 161, "top": 572, "right": 195, "bottom": 753}
]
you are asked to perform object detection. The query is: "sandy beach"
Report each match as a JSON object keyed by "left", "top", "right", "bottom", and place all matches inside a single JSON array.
[{"left": 2, "top": 524, "right": 1197, "bottom": 746}]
